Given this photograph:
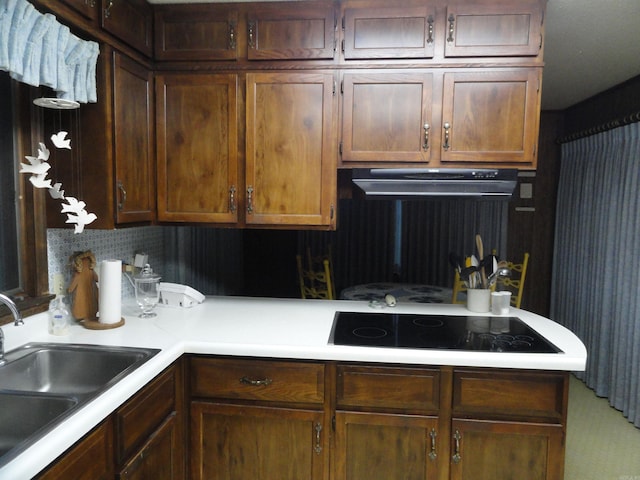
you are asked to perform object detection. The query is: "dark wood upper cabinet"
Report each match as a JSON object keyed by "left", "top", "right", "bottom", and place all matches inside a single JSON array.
[
  {"left": 341, "top": 70, "right": 434, "bottom": 163},
  {"left": 342, "top": 6, "right": 436, "bottom": 60},
  {"left": 59, "top": 0, "right": 99, "bottom": 21},
  {"left": 101, "top": 0, "right": 153, "bottom": 57},
  {"left": 155, "top": 4, "right": 239, "bottom": 61},
  {"left": 444, "top": 3, "right": 544, "bottom": 57},
  {"left": 247, "top": 3, "right": 336, "bottom": 60}
]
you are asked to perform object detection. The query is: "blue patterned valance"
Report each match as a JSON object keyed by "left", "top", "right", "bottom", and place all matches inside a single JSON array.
[{"left": 0, "top": 0, "right": 99, "bottom": 103}]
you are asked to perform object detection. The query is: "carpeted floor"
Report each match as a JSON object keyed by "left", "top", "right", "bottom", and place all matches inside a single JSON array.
[{"left": 565, "top": 375, "right": 640, "bottom": 480}]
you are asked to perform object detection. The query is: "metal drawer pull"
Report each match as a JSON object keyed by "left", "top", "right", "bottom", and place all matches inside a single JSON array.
[
  {"left": 314, "top": 423, "right": 323, "bottom": 454},
  {"left": 422, "top": 123, "right": 430, "bottom": 150},
  {"left": 240, "top": 376, "right": 272, "bottom": 386},
  {"left": 117, "top": 180, "right": 127, "bottom": 210},
  {"left": 247, "top": 186, "right": 254, "bottom": 214},
  {"left": 427, "top": 16, "right": 434, "bottom": 44},
  {"left": 248, "top": 21, "right": 256, "bottom": 49},
  {"left": 452, "top": 430, "right": 462, "bottom": 464},
  {"left": 229, "top": 22, "right": 236, "bottom": 50},
  {"left": 447, "top": 14, "right": 455, "bottom": 43},
  {"left": 229, "top": 185, "right": 237, "bottom": 213},
  {"left": 428, "top": 428, "right": 437, "bottom": 460},
  {"left": 104, "top": 0, "right": 114, "bottom": 19},
  {"left": 443, "top": 122, "right": 451, "bottom": 150}
]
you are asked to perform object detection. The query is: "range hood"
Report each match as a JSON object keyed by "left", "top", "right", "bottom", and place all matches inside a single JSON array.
[{"left": 352, "top": 168, "right": 518, "bottom": 199}]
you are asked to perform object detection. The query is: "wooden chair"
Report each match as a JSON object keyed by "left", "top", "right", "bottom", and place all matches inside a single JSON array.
[
  {"left": 496, "top": 252, "right": 530, "bottom": 308},
  {"left": 451, "top": 270, "right": 467, "bottom": 304},
  {"left": 296, "top": 247, "right": 335, "bottom": 300}
]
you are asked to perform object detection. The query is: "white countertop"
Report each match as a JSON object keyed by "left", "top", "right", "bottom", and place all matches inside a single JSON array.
[{"left": 0, "top": 296, "right": 586, "bottom": 479}]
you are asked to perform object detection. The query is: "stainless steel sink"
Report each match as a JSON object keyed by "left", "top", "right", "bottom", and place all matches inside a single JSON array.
[
  {"left": 0, "top": 343, "right": 159, "bottom": 467},
  {"left": 0, "top": 392, "right": 78, "bottom": 458},
  {"left": 0, "top": 343, "right": 154, "bottom": 396}
]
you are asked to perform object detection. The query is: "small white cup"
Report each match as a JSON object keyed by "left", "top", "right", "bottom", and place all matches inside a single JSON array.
[{"left": 491, "top": 291, "right": 512, "bottom": 315}]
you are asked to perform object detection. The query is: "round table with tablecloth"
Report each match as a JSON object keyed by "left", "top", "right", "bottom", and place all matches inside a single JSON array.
[{"left": 340, "top": 283, "right": 453, "bottom": 304}]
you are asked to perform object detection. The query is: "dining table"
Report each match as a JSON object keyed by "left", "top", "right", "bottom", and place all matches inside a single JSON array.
[{"left": 339, "top": 283, "right": 454, "bottom": 304}]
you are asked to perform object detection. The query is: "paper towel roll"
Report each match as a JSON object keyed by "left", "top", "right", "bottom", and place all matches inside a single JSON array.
[{"left": 98, "top": 259, "right": 122, "bottom": 324}]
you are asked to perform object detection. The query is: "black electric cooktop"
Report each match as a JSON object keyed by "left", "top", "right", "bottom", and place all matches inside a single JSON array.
[{"left": 330, "top": 312, "right": 562, "bottom": 353}]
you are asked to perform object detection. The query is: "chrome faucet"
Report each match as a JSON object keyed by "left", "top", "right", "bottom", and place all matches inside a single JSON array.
[{"left": 0, "top": 293, "right": 24, "bottom": 361}]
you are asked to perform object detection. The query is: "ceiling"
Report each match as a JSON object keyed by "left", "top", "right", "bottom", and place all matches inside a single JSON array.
[{"left": 147, "top": 0, "right": 640, "bottom": 111}]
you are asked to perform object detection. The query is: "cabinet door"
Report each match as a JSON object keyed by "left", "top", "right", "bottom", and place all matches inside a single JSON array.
[
  {"left": 450, "top": 419, "right": 565, "bottom": 480},
  {"left": 113, "top": 52, "right": 155, "bottom": 224},
  {"left": 440, "top": 69, "right": 540, "bottom": 166},
  {"left": 118, "top": 414, "right": 182, "bottom": 480},
  {"left": 248, "top": 4, "right": 336, "bottom": 60},
  {"left": 341, "top": 71, "right": 433, "bottom": 164},
  {"left": 155, "top": 4, "right": 238, "bottom": 61},
  {"left": 246, "top": 72, "right": 337, "bottom": 227},
  {"left": 102, "top": 0, "right": 153, "bottom": 56},
  {"left": 156, "top": 73, "right": 239, "bottom": 223},
  {"left": 334, "top": 411, "right": 438, "bottom": 480},
  {"left": 60, "top": 0, "right": 98, "bottom": 21},
  {"left": 37, "top": 419, "right": 114, "bottom": 480},
  {"left": 444, "top": 4, "right": 543, "bottom": 58},
  {"left": 191, "top": 402, "right": 326, "bottom": 480},
  {"left": 343, "top": 6, "right": 436, "bottom": 60}
]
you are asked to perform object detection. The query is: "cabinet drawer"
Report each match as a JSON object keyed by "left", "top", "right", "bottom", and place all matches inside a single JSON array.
[
  {"left": 115, "top": 366, "right": 177, "bottom": 464},
  {"left": 337, "top": 365, "right": 439, "bottom": 413},
  {"left": 453, "top": 369, "right": 568, "bottom": 422},
  {"left": 190, "top": 357, "right": 325, "bottom": 405}
]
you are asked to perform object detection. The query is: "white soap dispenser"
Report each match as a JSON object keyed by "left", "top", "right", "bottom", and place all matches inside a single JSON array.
[{"left": 48, "top": 295, "right": 70, "bottom": 335}]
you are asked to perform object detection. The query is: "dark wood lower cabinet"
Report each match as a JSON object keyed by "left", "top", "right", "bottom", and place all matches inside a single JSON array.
[
  {"left": 190, "top": 402, "right": 326, "bottom": 480},
  {"left": 118, "top": 414, "right": 181, "bottom": 480},
  {"left": 449, "top": 419, "right": 565, "bottom": 480},
  {"left": 36, "top": 418, "right": 114, "bottom": 480},
  {"left": 36, "top": 357, "right": 568, "bottom": 480},
  {"left": 334, "top": 412, "right": 439, "bottom": 480}
]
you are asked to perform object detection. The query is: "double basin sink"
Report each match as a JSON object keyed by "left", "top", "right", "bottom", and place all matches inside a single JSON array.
[{"left": 0, "top": 343, "right": 159, "bottom": 467}]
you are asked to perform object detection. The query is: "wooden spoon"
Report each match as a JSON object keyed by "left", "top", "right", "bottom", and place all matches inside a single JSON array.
[{"left": 476, "top": 234, "right": 487, "bottom": 288}]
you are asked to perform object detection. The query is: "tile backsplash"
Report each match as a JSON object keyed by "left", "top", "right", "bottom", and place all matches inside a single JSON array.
[{"left": 47, "top": 226, "right": 165, "bottom": 299}]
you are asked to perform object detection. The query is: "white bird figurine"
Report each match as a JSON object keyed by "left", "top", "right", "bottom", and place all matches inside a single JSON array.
[
  {"left": 65, "top": 211, "right": 97, "bottom": 233},
  {"left": 61, "top": 196, "right": 87, "bottom": 214},
  {"left": 48, "top": 183, "right": 65, "bottom": 199},
  {"left": 20, "top": 155, "right": 51, "bottom": 176},
  {"left": 51, "top": 131, "right": 71, "bottom": 149},
  {"left": 29, "top": 173, "right": 52, "bottom": 189}
]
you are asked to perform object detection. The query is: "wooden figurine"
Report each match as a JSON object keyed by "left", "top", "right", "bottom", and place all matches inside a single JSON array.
[{"left": 68, "top": 250, "right": 99, "bottom": 321}]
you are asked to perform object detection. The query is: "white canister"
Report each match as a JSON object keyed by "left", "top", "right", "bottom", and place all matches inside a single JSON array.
[{"left": 466, "top": 289, "right": 491, "bottom": 313}]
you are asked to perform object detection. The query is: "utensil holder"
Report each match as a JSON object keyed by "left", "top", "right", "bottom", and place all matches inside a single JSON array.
[{"left": 467, "top": 289, "right": 491, "bottom": 312}]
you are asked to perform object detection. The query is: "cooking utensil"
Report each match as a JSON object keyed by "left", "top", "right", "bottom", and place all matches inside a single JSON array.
[{"left": 475, "top": 234, "right": 487, "bottom": 288}]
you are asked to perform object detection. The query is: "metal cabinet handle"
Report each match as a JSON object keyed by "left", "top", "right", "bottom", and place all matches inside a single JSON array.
[
  {"left": 422, "top": 123, "right": 430, "bottom": 150},
  {"left": 447, "top": 14, "right": 455, "bottom": 43},
  {"left": 228, "top": 21, "right": 236, "bottom": 50},
  {"left": 427, "top": 15, "right": 434, "bottom": 44},
  {"left": 314, "top": 423, "right": 323, "bottom": 454},
  {"left": 247, "top": 186, "right": 254, "bottom": 214},
  {"left": 248, "top": 21, "right": 256, "bottom": 49},
  {"left": 240, "top": 376, "right": 272, "bottom": 386},
  {"left": 429, "top": 428, "right": 437, "bottom": 460},
  {"left": 443, "top": 122, "right": 451, "bottom": 150},
  {"left": 86, "top": 0, "right": 96, "bottom": 7},
  {"left": 104, "top": 0, "right": 114, "bottom": 19},
  {"left": 452, "top": 430, "right": 462, "bottom": 464},
  {"left": 117, "top": 180, "right": 126, "bottom": 211},
  {"left": 229, "top": 185, "right": 237, "bottom": 213}
]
